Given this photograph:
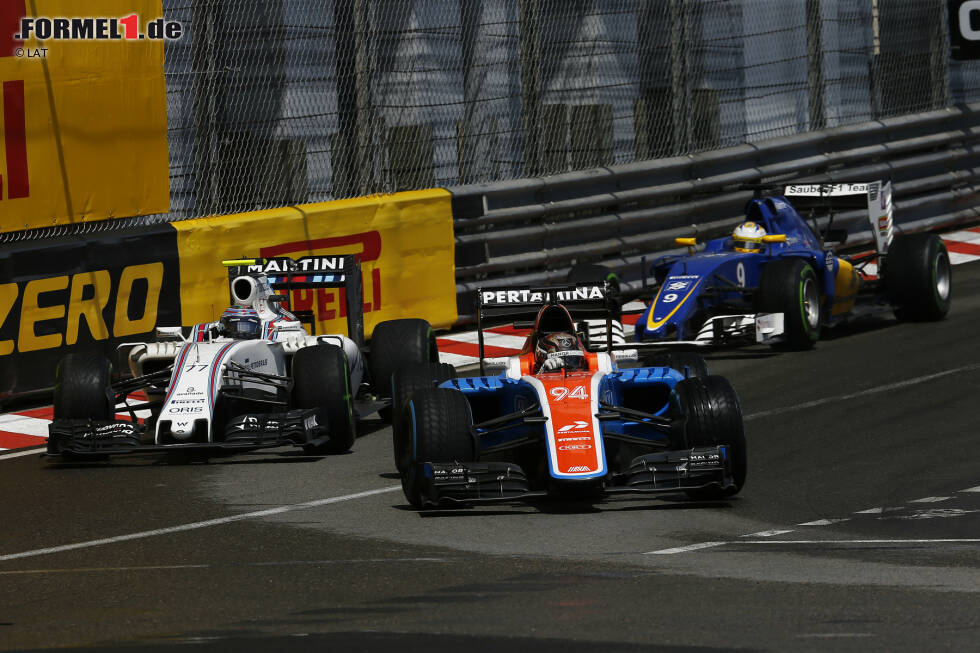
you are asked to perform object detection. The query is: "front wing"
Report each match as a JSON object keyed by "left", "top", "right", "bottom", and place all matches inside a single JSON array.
[
  {"left": 414, "top": 445, "right": 735, "bottom": 506},
  {"left": 46, "top": 409, "right": 330, "bottom": 458}
]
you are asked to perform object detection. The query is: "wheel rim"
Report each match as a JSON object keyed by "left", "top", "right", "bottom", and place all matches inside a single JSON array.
[
  {"left": 802, "top": 276, "right": 820, "bottom": 329},
  {"left": 934, "top": 252, "right": 951, "bottom": 301}
]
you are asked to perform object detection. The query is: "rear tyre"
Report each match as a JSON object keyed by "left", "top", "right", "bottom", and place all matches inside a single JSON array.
[
  {"left": 757, "top": 258, "right": 821, "bottom": 349},
  {"left": 391, "top": 362, "right": 458, "bottom": 473},
  {"left": 401, "top": 388, "right": 474, "bottom": 508},
  {"left": 883, "top": 233, "right": 951, "bottom": 321},
  {"left": 53, "top": 354, "right": 114, "bottom": 420},
  {"left": 369, "top": 319, "right": 438, "bottom": 420},
  {"left": 292, "top": 345, "right": 355, "bottom": 454},
  {"left": 672, "top": 376, "right": 746, "bottom": 499},
  {"left": 647, "top": 351, "right": 709, "bottom": 379}
]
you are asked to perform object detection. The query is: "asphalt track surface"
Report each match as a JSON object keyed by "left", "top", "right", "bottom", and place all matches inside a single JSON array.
[{"left": 2, "top": 266, "right": 979, "bottom": 652}]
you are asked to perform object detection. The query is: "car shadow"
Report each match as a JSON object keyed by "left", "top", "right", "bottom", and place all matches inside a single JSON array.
[
  {"left": 392, "top": 495, "right": 736, "bottom": 517},
  {"left": 355, "top": 418, "right": 391, "bottom": 438},
  {"left": 820, "top": 315, "right": 897, "bottom": 340},
  {"left": 43, "top": 449, "right": 337, "bottom": 469}
]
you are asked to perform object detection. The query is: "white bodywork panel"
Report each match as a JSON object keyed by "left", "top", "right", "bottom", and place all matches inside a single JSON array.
[
  {"left": 754, "top": 312, "right": 785, "bottom": 343},
  {"left": 783, "top": 180, "right": 893, "bottom": 254},
  {"left": 692, "top": 313, "right": 785, "bottom": 344},
  {"left": 156, "top": 339, "right": 285, "bottom": 443}
]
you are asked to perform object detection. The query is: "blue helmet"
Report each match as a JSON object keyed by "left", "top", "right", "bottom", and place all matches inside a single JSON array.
[{"left": 220, "top": 308, "right": 261, "bottom": 340}]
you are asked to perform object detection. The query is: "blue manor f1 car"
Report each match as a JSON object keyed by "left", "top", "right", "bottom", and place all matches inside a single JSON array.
[
  {"left": 392, "top": 283, "right": 746, "bottom": 508},
  {"left": 635, "top": 181, "right": 951, "bottom": 349}
]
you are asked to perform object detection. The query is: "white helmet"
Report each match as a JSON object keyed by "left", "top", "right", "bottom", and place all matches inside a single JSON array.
[{"left": 732, "top": 221, "right": 767, "bottom": 253}]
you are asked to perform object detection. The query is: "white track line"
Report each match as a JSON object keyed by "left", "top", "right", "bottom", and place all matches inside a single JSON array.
[
  {"left": 0, "top": 447, "right": 44, "bottom": 460},
  {"left": 0, "top": 485, "right": 401, "bottom": 562},
  {"left": 644, "top": 541, "right": 726, "bottom": 555},
  {"left": 645, "top": 539, "right": 980, "bottom": 555},
  {"left": 734, "top": 539, "right": 980, "bottom": 545},
  {"left": 854, "top": 506, "right": 905, "bottom": 514},
  {"left": 797, "top": 518, "right": 851, "bottom": 526},
  {"left": 909, "top": 496, "right": 953, "bottom": 503},
  {"left": 744, "top": 362, "right": 980, "bottom": 421},
  {"left": 960, "top": 486, "right": 980, "bottom": 493},
  {"left": 741, "top": 529, "right": 794, "bottom": 537}
]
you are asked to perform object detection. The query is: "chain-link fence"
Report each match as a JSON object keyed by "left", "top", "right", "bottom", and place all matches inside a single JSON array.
[{"left": 75, "top": 1, "right": 980, "bottom": 221}]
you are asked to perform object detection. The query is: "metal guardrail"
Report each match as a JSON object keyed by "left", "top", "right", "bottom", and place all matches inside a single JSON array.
[{"left": 448, "top": 103, "right": 980, "bottom": 321}]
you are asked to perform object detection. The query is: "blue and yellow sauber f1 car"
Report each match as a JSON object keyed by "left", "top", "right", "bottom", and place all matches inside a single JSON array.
[
  {"left": 636, "top": 181, "right": 951, "bottom": 348},
  {"left": 392, "top": 284, "right": 746, "bottom": 509}
]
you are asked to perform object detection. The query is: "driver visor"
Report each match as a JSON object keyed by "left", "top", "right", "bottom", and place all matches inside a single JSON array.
[
  {"left": 229, "top": 318, "right": 261, "bottom": 337},
  {"left": 733, "top": 239, "right": 763, "bottom": 252}
]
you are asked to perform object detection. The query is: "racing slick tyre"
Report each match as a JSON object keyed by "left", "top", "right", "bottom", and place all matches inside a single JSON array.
[
  {"left": 391, "top": 362, "right": 458, "bottom": 473},
  {"left": 647, "top": 352, "right": 708, "bottom": 379},
  {"left": 883, "top": 233, "right": 951, "bottom": 321},
  {"left": 292, "top": 344, "right": 355, "bottom": 454},
  {"left": 757, "top": 258, "right": 821, "bottom": 350},
  {"left": 673, "top": 376, "right": 746, "bottom": 499},
  {"left": 369, "top": 318, "right": 438, "bottom": 421},
  {"left": 401, "top": 388, "right": 475, "bottom": 509},
  {"left": 51, "top": 354, "right": 115, "bottom": 456},
  {"left": 53, "top": 354, "right": 114, "bottom": 421}
]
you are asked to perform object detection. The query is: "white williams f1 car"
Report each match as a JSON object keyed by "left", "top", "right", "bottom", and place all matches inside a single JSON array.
[{"left": 47, "top": 255, "right": 440, "bottom": 459}]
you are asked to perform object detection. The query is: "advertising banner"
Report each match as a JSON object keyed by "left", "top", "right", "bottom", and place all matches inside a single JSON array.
[
  {"left": 172, "top": 190, "right": 458, "bottom": 336},
  {"left": 0, "top": 0, "right": 170, "bottom": 233},
  {"left": 0, "top": 225, "right": 182, "bottom": 400}
]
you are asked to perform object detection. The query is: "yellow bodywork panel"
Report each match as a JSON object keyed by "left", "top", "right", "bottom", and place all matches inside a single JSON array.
[{"left": 832, "top": 258, "right": 859, "bottom": 316}]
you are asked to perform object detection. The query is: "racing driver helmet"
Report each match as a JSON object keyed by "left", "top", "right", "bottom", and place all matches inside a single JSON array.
[
  {"left": 220, "top": 309, "right": 262, "bottom": 340},
  {"left": 535, "top": 332, "right": 587, "bottom": 372},
  {"left": 732, "top": 221, "right": 767, "bottom": 253}
]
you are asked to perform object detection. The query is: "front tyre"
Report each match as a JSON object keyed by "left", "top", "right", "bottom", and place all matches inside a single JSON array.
[
  {"left": 401, "top": 388, "right": 474, "bottom": 509},
  {"left": 53, "top": 354, "right": 114, "bottom": 420},
  {"left": 884, "top": 233, "right": 951, "bottom": 321},
  {"left": 51, "top": 353, "right": 114, "bottom": 456},
  {"left": 758, "top": 258, "right": 821, "bottom": 349},
  {"left": 672, "top": 375, "right": 746, "bottom": 499},
  {"left": 292, "top": 345, "right": 355, "bottom": 454},
  {"left": 391, "top": 362, "right": 458, "bottom": 473},
  {"left": 369, "top": 318, "right": 438, "bottom": 420}
]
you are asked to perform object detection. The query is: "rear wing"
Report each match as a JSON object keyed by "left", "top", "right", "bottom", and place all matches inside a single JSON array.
[
  {"left": 476, "top": 283, "right": 618, "bottom": 374},
  {"left": 222, "top": 255, "right": 364, "bottom": 348},
  {"left": 783, "top": 181, "right": 893, "bottom": 254}
]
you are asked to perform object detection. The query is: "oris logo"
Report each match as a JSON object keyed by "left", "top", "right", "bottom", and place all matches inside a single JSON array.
[{"left": 559, "top": 444, "right": 592, "bottom": 451}]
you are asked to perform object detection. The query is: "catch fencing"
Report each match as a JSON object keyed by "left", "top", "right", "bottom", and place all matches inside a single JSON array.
[
  {"left": 142, "top": 0, "right": 980, "bottom": 223},
  {"left": 4, "top": 0, "right": 978, "bottom": 239}
]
